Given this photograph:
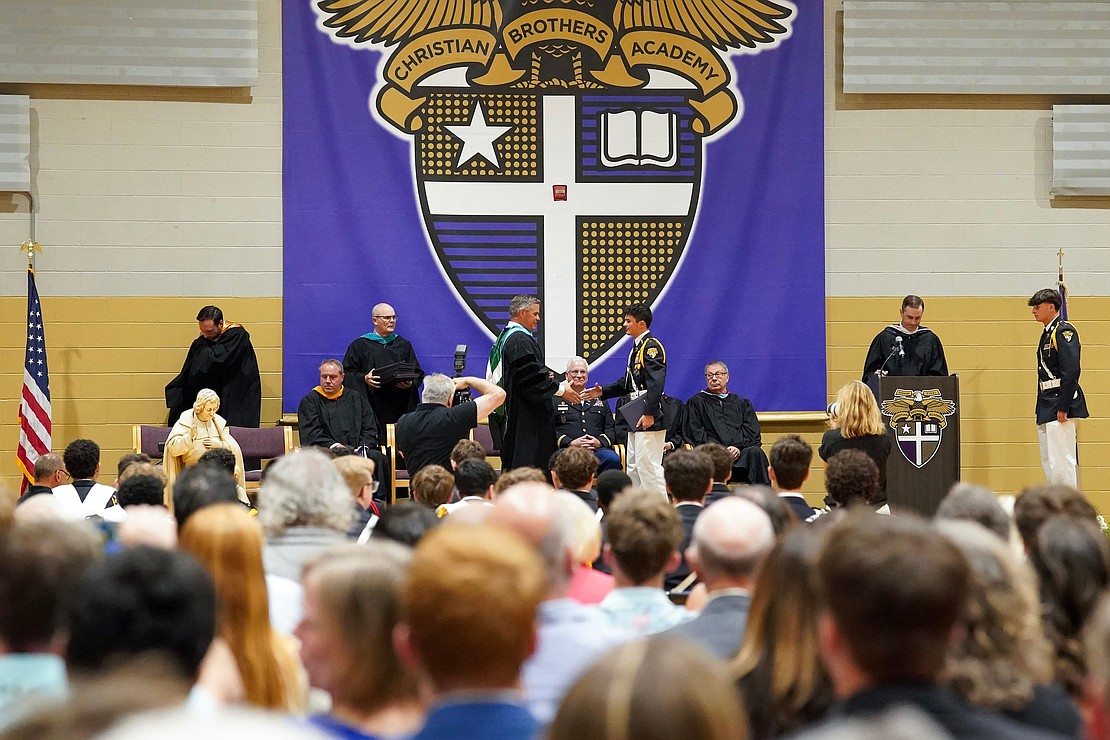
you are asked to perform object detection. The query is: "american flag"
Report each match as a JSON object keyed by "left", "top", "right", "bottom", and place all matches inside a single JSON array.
[{"left": 16, "top": 267, "right": 51, "bottom": 489}]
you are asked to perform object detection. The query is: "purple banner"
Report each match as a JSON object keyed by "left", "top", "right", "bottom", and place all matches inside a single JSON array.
[{"left": 283, "top": 0, "right": 824, "bottom": 412}]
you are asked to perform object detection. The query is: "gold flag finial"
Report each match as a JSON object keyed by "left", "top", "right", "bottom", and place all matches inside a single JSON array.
[{"left": 20, "top": 240, "right": 41, "bottom": 267}]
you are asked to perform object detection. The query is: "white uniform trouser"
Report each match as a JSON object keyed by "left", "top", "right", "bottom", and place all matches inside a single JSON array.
[
  {"left": 1037, "top": 419, "right": 1078, "bottom": 488},
  {"left": 627, "top": 430, "right": 666, "bottom": 495}
]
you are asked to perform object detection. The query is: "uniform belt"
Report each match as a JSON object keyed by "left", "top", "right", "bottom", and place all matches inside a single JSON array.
[{"left": 1040, "top": 379, "right": 1061, "bottom": 391}]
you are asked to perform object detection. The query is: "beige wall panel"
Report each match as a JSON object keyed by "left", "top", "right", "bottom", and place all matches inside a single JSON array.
[
  {"left": 0, "top": 0, "right": 282, "bottom": 299},
  {"left": 0, "top": 296, "right": 281, "bottom": 494},
  {"left": 824, "top": 1, "right": 1110, "bottom": 300}
]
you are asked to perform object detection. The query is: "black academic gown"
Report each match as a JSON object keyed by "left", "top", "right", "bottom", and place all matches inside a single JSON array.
[
  {"left": 862, "top": 325, "right": 948, "bottom": 380},
  {"left": 499, "top": 329, "right": 559, "bottom": 470},
  {"left": 165, "top": 325, "right": 261, "bottom": 427},
  {"left": 683, "top": 391, "right": 771, "bottom": 485},
  {"left": 297, "top": 389, "right": 388, "bottom": 485},
  {"left": 342, "top": 334, "right": 424, "bottom": 432}
]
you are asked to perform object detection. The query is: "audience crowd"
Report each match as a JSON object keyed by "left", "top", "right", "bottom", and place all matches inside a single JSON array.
[{"left": 3, "top": 422, "right": 1110, "bottom": 740}]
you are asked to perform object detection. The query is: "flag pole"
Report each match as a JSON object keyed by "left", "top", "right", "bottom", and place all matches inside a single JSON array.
[{"left": 1056, "top": 248, "right": 1068, "bottom": 321}]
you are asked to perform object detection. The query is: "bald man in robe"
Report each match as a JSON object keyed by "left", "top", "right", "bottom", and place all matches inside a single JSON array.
[{"left": 342, "top": 303, "right": 424, "bottom": 436}]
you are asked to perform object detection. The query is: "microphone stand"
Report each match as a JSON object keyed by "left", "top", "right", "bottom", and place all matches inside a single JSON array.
[{"left": 875, "top": 343, "right": 900, "bottom": 377}]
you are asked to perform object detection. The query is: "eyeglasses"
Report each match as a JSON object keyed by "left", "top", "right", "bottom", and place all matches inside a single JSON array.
[
  {"left": 705, "top": 371, "right": 729, "bottom": 378},
  {"left": 373, "top": 315, "right": 397, "bottom": 321}
]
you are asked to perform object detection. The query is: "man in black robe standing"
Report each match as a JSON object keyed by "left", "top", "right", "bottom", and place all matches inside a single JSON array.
[
  {"left": 297, "top": 359, "right": 387, "bottom": 485},
  {"left": 166, "top": 305, "right": 261, "bottom": 428},
  {"left": 488, "top": 295, "right": 580, "bottom": 470},
  {"left": 342, "top": 303, "right": 424, "bottom": 436},
  {"left": 683, "top": 361, "right": 771, "bottom": 485},
  {"left": 862, "top": 295, "right": 948, "bottom": 380}
]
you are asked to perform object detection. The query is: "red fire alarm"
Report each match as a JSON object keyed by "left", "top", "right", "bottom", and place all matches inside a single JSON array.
[{"left": 553, "top": 184, "right": 567, "bottom": 201}]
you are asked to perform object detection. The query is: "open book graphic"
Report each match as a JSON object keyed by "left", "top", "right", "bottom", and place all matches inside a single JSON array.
[{"left": 600, "top": 110, "right": 678, "bottom": 167}]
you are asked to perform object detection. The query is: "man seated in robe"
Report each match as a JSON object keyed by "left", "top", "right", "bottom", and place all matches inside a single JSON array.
[
  {"left": 297, "top": 359, "right": 387, "bottom": 487},
  {"left": 862, "top": 294, "right": 948, "bottom": 379},
  {"left": 683, "top": 361, "right": 770, "bottom": 486}
]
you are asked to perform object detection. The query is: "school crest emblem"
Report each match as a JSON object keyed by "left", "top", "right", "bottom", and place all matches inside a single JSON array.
[
  {"left": 314, "top": 0, "right": 795, "bottom": 362},
  {"left": 881, "top": 388, "right": 957, "bottom": 469}
]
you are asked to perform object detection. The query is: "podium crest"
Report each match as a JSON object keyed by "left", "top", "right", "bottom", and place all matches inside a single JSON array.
[
  {"left": 313, "top": 0, "right": 794, "bottom": 363},
  {"left": 881, "top": 388, "right": 957, "bottom": 469}
]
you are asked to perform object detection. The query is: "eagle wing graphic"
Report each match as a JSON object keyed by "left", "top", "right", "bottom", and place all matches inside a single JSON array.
[
  {"left": 925, "top": 399, "right": 956, "bottom": 418},
  {"left": 317, "top": 0, "right": 502, "bottom": 45},
  {"left": 881, "top": 397, "right": 912, "bottom": 423},
  {"left": 614, "top": 0, "right": 793, "bottom": 51}
]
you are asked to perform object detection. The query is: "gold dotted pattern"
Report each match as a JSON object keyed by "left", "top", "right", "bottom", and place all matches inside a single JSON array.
[
  {"left": 579, "top": 220, "right": 686, "bottom": 359},
  {"left": 420, "top": 94, "right": 539, "bottom": 177}
]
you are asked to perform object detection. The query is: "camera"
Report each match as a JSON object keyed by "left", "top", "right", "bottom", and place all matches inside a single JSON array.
[{"left": 452, "top": 344, "right": 472, "bottom": 406}]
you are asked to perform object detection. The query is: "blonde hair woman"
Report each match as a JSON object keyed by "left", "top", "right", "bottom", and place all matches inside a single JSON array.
[
  {"left": 179, "top": 503, "right": 306, "bottom": 713},
  {"left": 818, "top": 381, "right": 891, "bottom": 508}
]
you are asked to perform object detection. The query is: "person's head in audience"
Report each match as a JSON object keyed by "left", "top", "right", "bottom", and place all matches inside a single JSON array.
[
  {"left": 1027, "top": 515, "right": 1110, "bottom": 699},
  {"left": 488, "top": 485, "right": 578, "bottom": 598},
  {"left": 117, "top": 475, "right": 167, "bottom": 509},
  {"left": 66, "top": 546, "right": 217, "bottom": 685},
  {"left": 397, "top": 524, "right": 545, "bottom": 694},
  {"left": 553, "top": 446, "right": 598, "bottom": 493},
  {"left": 449, "top": 438, "right": 485, "bottom": 471},
  {"left": 695, "top": 443, "right": 733, "bottom": 486},
  {"left": 0, "top": 520, "right": 101, "bottom": 655},
  {"left": 332, "top": 454, "right": 378, "bottom": 511},
  {"left": 13, "top": 494, "right": 63, "bottom": 525},
  {"left": 549, "top": 638, "right": 746, "bottom": 740},
  {"left": 769, "top": 435, "right": 812, "bottom": 492},
  {"left": 118, "top": 461, "right": 165, "bottom": 486},
  {"left": 178, "top": 503, "right": 293, "bottom": 710},
  {"left": 1014, "top": 483, "right": 1098, "bottom": 552},
  {"left": 1083, "top": 595, "right": 1110, "bottom": 740},
  {"left": 373, "top": 502, "right": 440, "bottom": 547},
  {"left": 734, "top": 485, "right": 796, "bottom": 534},
  {"left": 732, "top": 524, "right": 835, "bottom": 739},
  {"left": 116, "top": 452, "right": 152, "bottom": 480},
  {"left": 688, "top": 497, "right": 773, "bottom": 595},
  {"left": 547, "top": 448, "right": 565, "bottom": 480},
  {"left": 258, "top": 448, "right": 353, "bottom": 537},
  {"left": 818, "top": 512, "right": 970, "bottom": 694},
  {"left": 559, "top": 492, "right": 604, "bottom": 567},
  {"left": 63, "top": 438, "right": 102, "bottom": 482},
  {"left": 663, "top": 449, "right": 713, "bottom": 504},
  {"left": 173, "top": 463, "right": 239, "bottom": 532},
  {"left": 454, "top": 458, "right": 497, "bottom": 500},
  {"left": 596, "top": 469, "right": 633, "bottom": 514},
  {"left": 604, "top": 488, "right": 684, "bottom": 588},
  {"left": 495, "top": 466, "right": 548, "bottom": 497},
  {"left": 411, "top": 464, "right": 454, "bottom": 508},
  {"left": 824, "top": 450, "right": 879, "bottom": 508},
  {"left": 198, "top": 447, "right": 240, "bottom": 481},
  {"left": 934, "top": 520, "right": 1053, "bottom": 713},
  {"left": 828, "top": 381, "right": 885, "bottom": 439},
  {"left": 935, "top": 483, "right": 1010, "bottom": 542},
  {"left": 33, "top": 452, "right": 68, "bottom": 490},
  {"left": 297, "top": 543, "right": 420, "bottom": 733}
]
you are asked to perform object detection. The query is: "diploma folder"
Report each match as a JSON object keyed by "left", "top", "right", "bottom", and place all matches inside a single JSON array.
[
  {"left": 617, "top": 394, "right": 649, "bottom": 429},
  {"left": 375, "top": 361, "right": 421, "bottom": 385}
]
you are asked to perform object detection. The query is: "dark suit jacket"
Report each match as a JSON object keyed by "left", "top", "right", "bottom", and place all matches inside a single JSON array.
[
  {"left": 827, "top": 683, "right": 1068, "bottom": 740},
  {"left": 661, "top": 592, "right": 751, "bottom": 660},
  {"left": 664, "top": 502, "right": 703, "bottom": 591},
  {"left": 704, "top": 482, "right": 731, "bottom": 507}
]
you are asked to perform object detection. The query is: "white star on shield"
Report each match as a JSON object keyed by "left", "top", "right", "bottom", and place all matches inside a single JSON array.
[{"left": 445, "top": 102, "right": 512, "bottom": 170}]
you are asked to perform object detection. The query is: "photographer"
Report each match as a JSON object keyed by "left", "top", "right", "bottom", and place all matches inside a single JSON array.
[{"left": 395, "top": 373, "right": 505, "bottom": 476}]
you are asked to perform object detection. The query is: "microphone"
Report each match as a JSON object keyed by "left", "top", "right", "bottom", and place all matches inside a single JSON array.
[{"left": 895, "top": 336, "right": 905, "bottom": 357}]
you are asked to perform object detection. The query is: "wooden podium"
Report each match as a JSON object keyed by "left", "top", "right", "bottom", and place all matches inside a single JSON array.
[{"left": 866, "top": 375, "right": 961, "bottom": 517}]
